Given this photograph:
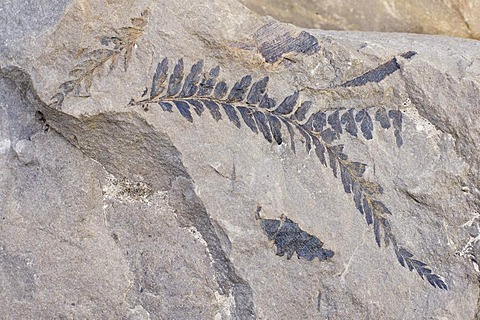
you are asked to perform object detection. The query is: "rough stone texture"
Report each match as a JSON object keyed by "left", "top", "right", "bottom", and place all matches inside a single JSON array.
[
  {"left": 240, "top": 0, "right": 480, "bottom": 40},
  {"left": 1, "top": 0, "right": 480, "bottom": 319}
]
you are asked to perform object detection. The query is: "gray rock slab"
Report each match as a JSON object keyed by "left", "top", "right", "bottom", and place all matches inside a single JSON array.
[{"left": 1, "top": 0, "right": 480, "bottom": 319}]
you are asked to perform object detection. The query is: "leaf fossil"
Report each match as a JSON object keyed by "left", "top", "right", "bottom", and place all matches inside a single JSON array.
[
  {"left": 130, "top": 57, "right": 447, "bottom": 290},
  {"left": 256, "top": 207, "right": 334, "bottom": 262},
  {"left": 50, "top": 12, "right": 148, "bottom": 109}
]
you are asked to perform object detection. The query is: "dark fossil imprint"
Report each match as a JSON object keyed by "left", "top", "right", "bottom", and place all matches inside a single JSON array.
[
  {"left": 129, "top": 55, "right": 448, "bottom": 290},
  {"left": 256, "top": 206, "right": 334, "bottom": 262},
  {"left": 50, "top": 11, "right": 148, "bottom": 109}
]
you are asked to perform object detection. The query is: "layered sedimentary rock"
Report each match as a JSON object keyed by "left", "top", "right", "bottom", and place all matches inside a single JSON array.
[{"left": 1, "top": 0, "right": 480, "bottom": 319}]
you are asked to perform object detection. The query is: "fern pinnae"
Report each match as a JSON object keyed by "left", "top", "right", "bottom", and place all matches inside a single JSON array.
[
  {"left": 150, "top": 58, "right": 169, "bottom": 99},
  {"left": 167, "top": 59, "right": 185, "bottom": 96},
  {"left": 129, "top": 58, "right": 446, "bottom": 289},
  {"left": 180, "top": 60, "right": 204, "bottom": 98},
  {"left": 50, "top": 13, "right": 148, "bottom": 109},
  {"left": 291, "top": 101, "right": 312, "bottom": 121},
  {"left": 246, "top": 77, "right": 269, "bottom": 105},
  {"left": 222, "top": 103, "right": 242, "bottom": 128}
]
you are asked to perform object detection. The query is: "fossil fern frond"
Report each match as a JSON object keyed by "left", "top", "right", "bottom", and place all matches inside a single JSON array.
[
  {"left": 50, "top": 12, "right": 148, "bottom": 109},
  {"left": 129, "top": 57, "right": 447, "bottom": 290}
]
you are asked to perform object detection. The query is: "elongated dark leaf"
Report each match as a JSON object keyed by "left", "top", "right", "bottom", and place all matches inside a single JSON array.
[
  {"left": 158, "top": 101, "right": 173, "bottom": 112},
  {"left": 237, "top": 106, "right": 258, "bottom": 133},
  {"left": 222, "top": 104, "right": 241, "bottom": 128},
  {"left": 180, "top": 60, "right": 204, "bottom": 97},
  {"left": 388, "top": 110, "right": 403, "bottom": 147},
  {"left": 394, "top": 129, "right": 403, "bottom": 147},
  {"left": 340, "top": 57, "right": 400, "bottom": 87},
  {"left": 395, "top": 248, "right": 406, "bottom": 267},
  {"left": 327, "top": 148, "right": 337, "bottom": 177},
  {"left": 363, "top": 198, "right": 373, "bottom": 225},
  {"left": 298, "top": 127, "right": 312, "bottom": 153},
  {"left": 375, "top": 107, "right": 391, "bottom": 129},
  {"left": 274, "top": 91, "right": 299, "bottom": 115},
  {"left": 352, "top": 181, "right": 364, "bottom": 214},
  {"left": 280, "top": 118, "right": 296, "bottom": 153},
  {"left": 291, "top": 101, "right": 312, "bottom": 121},
  {"left": 259, "top": 93, "right": 276, "bottom": 109},
  {"left": 150, "top": 58, "right": 169, "bottom": 98},
  {"left": 167, "top": 59, "right": 184, "bottom": 96},
  {"left": 268, "top": 115, "right": 283, "bottom": 145},
  {"left": 328, "top": 110, "right": 342, "bottom": 136},
  {"left": 253, "top": 111, "right": 273, "bottom": 143},
  {"left": 186, "top": 99, "right": 204, "bottom": 116},
  {"left": 382, "top": 219, "right": 392, "bottom": 247},
  {"left": 312, "top": 137, "right": 327, "bottom": 166},
  {"left": 198, "top": 66, "right": 220, "bottom": 96},
  {"left": 360, "top": 111, "right": 373, "bottom": 140},
  {"left": 203, "top": 100, "right": 222, "bottom": 121},
  {"left": 340, "top": 164, "right": 352, "bottom": 193},
  {"left": 341, "top": 109, "right": 358, "bottom": 137},
  {"left": 214, "top": 81, "right": 228, "bottom": 99},
  {"left": 227, "top": 75, "right": 252, "bottom": 102},
  {"left": 246, "top": 77, "right": 269, "bottom": 105},
  {"left": 373, "top": 217, "right": 381, "bottom": 247},
  {"left": 173, "top": 100, "right": 193, "bottom": 122}
]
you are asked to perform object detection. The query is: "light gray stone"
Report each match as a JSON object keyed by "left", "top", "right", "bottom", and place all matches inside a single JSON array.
[
  {"left": 1, "top": 0, "right": 480, "bottom": 319},
  {"left": 239, "top": 0, "right": 480, "bottom": 40}
]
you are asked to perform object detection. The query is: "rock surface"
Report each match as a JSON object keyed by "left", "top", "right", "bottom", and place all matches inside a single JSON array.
[
  {"left": 1, "top": 0, "right": 480, "bottom": 319},
  {"left": 240, "top": 0, "right": 480, "bottom": 40}
]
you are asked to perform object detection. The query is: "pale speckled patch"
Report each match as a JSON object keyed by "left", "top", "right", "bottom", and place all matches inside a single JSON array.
[
  {"left": 102, "top": 173, "right": 154, "bottom": 203},
  {"left": 214, "top": 290, "right": 234, "bottom": 320},
  {"left": 0, "top": 139, "right": 11, "bottom": 154},
  {"left": 403, "top": 106, "right": 442, "bottom": 138}
]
